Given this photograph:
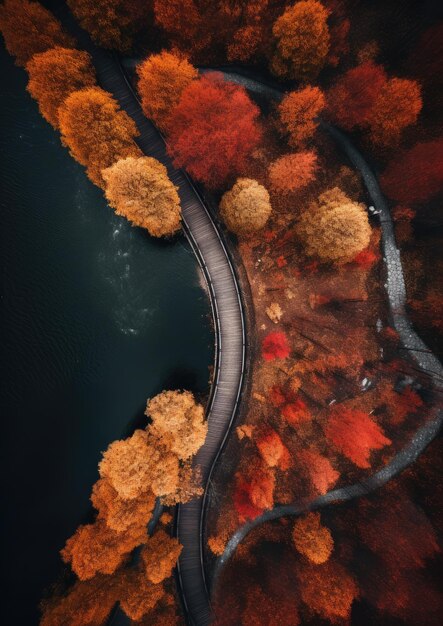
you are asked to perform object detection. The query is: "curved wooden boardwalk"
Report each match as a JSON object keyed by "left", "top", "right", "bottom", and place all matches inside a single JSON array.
[{"left": 53, "top": 8, "right": 247, "bottom": 622}]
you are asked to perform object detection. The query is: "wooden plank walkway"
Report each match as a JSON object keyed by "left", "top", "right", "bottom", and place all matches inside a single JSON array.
[{"left": 53, "top": 8, "right": 247, "bottom": 620}]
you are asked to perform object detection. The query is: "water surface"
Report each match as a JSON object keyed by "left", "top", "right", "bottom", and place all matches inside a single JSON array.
[{"left": 0, "top": 43, "right": 212, "bottom": 624}]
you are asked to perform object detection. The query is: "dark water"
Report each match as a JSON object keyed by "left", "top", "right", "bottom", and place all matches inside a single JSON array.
[{"left": 0, "top": 44, "right": 212, "bottom": 624}]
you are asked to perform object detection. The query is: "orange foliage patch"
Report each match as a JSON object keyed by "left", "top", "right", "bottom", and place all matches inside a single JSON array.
[
  {"left": 292, "top": 512, "right": 334, "bottom": 564},
  {"left": 296, "top": 560, "right": 358, "bottom": 620},
  {"left": 256, "top": 429, "right": 291, "bottom": 470},
  {"left": 278, "top": 86, "right": 325, "bottom": 147}
]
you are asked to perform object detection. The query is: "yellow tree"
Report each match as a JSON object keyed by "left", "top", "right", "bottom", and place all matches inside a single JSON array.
[
  {"left": 0, "top": 0, "right": 74, "bottom": 66},
  {"left": 26, "top": 47, "right": 96, "bottom": 128},
  {"left": 146, "top": 389, "right": 207, "bottom": 459},
  {"left": 296, "top": 187, "right": 371, "bottom": 264},
  {"left": 102, "top": 156, "right": 182, "bottom": 237},
  {"left": 219, "top": 178, "right": 272, "bottom": 236}
]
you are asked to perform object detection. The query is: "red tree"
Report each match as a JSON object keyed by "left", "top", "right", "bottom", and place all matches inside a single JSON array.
[
  {"left": 234, "top": 465, "right": 275, "bottom": 522},
  {"left": 381, "top": 137, "right": 443, "bottom": 204},
  {"left": 327, "top": 61, "right": 387, "bottom": 130},
  {"left": 324, "top": 406, "right": 391, "bottom": 468},
  {"left": 166, "top": 73, "right": 262, "bottom": 188},
  {"left": 261, "top": 331, "right": 290, "bottom": 361}
]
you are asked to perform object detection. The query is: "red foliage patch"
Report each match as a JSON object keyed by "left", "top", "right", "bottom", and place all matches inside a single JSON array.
[
  {"left": 269, "top": 385, "right": 286, "bottom": 407},
  {"left": 353, "top": 248, "right": 378, "bottom": 268},
  {"left": 282, "top": 398, "right": 312, "bottom": 425},
  {"left": 234, "top": 466, "right": 275, "bottom": 522},
  {"left": 261, "top": 332, "right": 290, "bottom": 361}
]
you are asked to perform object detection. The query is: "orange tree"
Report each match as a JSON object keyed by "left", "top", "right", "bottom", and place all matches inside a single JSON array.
[
  {"left": 58, "top": 87, "right": 141, "bottom": 187},
  {"left": 0, "top": 0, "right": 74, "bottom": 66},
  {"left": 271, "top": 0, "right": 330, "bottom": 80},
  {"left": 26, "top": 47, "right": 96, "bottom": 128},
  {"left": 278, "top": 86, "right": 325, "bottom": 147},
  {"left": 137, "top": 51, "right": 197, "bottom": 132}
]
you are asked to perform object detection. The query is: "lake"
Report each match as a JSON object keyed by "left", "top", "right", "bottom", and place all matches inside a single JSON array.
[{"left": 0, "top": 42, "right": 213, "bottom": 624}]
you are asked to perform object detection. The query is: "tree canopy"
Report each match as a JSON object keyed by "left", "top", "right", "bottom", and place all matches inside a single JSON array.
[
  {"left": 137, "top": 51, "right": 197, "bottom": 132},
  {"left": 296, "top": 187, "right": 372, "bottom": 264},
  {"left": 102, "top": 156, "right": 182, "bottom": 237},
  {"left": 279, "top": 86, "right": 325, "bottom": 147},
  {"left": 0, "top": 0, "right": 74, "bottom": 66},
  {"left": 145, "top": 389, "right": 207, "bottom": 460},
  {"left": 167, "top": 73, "right": 262, "bottom": 188},
  {"left": 219, "top": 178, "right": 272, "bottom": 236},
  {"left": 26, "top": 47, "right": 96, "bottom": 128},
  {"left": 271, "top": 0, "right": 330, "bottom": 80},
  {"left": 67, "top": 0, "right": 153, "bottom": 51},
  {"left": 58, "top": 87, "right": 141, "bottom": 187},
  {"left": 268, "top": 151, "right": 318, "bottom": 194},
  {"left": 381, "top": 137, "right": 443, "bottom": 203}
]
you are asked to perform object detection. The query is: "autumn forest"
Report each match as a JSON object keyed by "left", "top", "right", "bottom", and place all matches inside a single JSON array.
[{"left": 0, "top": 0, "right": 442, "bottom": 625}]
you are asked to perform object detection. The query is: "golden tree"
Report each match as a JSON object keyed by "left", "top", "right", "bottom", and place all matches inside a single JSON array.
[
  {"left": 296, "top": 187, "right": 372, "bottom": 263},
  {"left": 141, "top": 529, "right": 183, "bottom": 584},
  {"left": 271, "top": 0, "right": 330, "bottom": 80},
  {"left": 292, "top": 512, "right": 334, "bottom": 564},
  {"left": 219, "top": 178, "right": 272, "bottom": 236},
  {"left": 26, "top": 47, "right": 96, "bottom": 128},
  {"left": 0, "top": 0, "right": 74, "bottom": 66},
  {"left": 146, "top": 389, "right": 207, "bottom": 459},
  {"left": 58, "top": 87, "right": 141, "bottom": 187},
  {"left": 99, "top": 429, "right": 180, "bottom": 499},
  {"left": 102, "top": 156, "right": 181, "bottom": 237},
  {"left": 279, "top": 86, "right": 325, "bottom": 147},
  {"left": 137, "top": 51, "right": 197, "bottom": 132}
]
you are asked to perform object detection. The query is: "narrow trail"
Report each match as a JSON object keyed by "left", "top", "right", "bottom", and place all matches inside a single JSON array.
[
  {"left": 53, "top": 7, "right": 247, "bottom": 624},
  {"left": 209, "top": 70, "right": 443, "bottom": 589}
]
